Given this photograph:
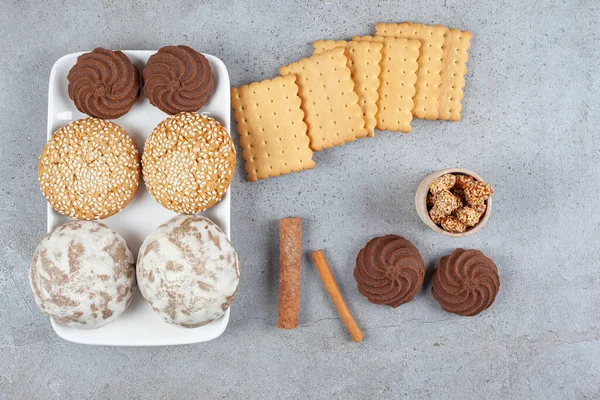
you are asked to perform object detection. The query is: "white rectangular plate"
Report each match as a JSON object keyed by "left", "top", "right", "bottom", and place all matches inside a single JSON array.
[{"left": 47, "top": 50, "right": 231, "bottom": 346}]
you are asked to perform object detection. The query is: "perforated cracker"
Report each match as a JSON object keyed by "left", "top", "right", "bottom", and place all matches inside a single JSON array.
[
  {"left": 312, "top": 40, "right": 383, "bottom": 137},
  {"left": 279, "top": 47, "right": 367, "bottom": 151},
  {"left": 352, "top": 36, "right": 420, "bottom": 133},
  {"left": 439, "top": 29, "right": 473, "bottom": 121},
  {"left": 231, "top": 75, "right": 315, "bottom": 182},
  {"left": 375, "top": 22, "right": 448, "bottom": 120}
]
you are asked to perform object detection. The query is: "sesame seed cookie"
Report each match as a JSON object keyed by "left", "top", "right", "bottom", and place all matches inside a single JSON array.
[
  {"left": 142, "top": 112, "right": 236, "bottom": 214},
  {"left": 38, "top": 118, "right": 141, "bottom": 220}
]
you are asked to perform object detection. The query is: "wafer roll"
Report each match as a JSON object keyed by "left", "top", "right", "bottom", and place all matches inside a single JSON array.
[{"left": 278, "top": 217, "right": 302, "bottom": 329}]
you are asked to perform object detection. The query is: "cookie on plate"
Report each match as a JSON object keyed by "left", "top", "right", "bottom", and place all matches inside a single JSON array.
[
  {"left": 142, "top": 112, "right": 235, "bottom": 214},
  {"left": 29, "top": 221, "right": 136, "bottom": 329},
  {"left": 38, "top": 118, "right": 141, "bottom": 220},
  {"left": 137, "top": 215, "right": 240, "bottom": 328},
  {"left": 67, "top": 48, "right": 140, "bottom": 119},
  {"left": 143, "top": 46, "right": 214, "bottom": 114}
]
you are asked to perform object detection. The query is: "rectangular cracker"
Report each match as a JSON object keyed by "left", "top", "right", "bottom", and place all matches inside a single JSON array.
[
  {"left": 231, "top": 75, "right": 315, "bottom": 182},
  {"left": 313, "top": 40, "right": 383, "bottom": 137},
  {"left": 439, "top": 29, "right": 473, "bottom": 121},
  {"left": 375, "top": 22, "right": 448, "bottom": 120},
  {"left": 352, "top": 36, "right": 420, "bottom": 133},
  {"left": 279, "top": 47, "right": 368, "bottom": 151}
]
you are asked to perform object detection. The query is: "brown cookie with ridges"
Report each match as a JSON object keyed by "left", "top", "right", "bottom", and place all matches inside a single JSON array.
[
  {"left": 67, "top": 48, "right": 140, "bottom": 119},
  {"left": 432, "top": 249, "right": 500, "bottom": 316},
  {"left": 142, "top": 46, "right": 214, "bottom": 114},
  {"left": 354, "top": 235, "right": 425, "bottom": 307}
]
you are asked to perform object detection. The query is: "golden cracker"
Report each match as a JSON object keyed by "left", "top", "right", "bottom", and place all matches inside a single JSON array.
[
  {"left": 313, "top": 40, "right": 347, "bottom": 54},
  {"left": 439, "top": 29, "right": 473, "bottom": 121},
  {"left": 375, "top": 22, "right": 448, "bottom": 120},
  {"left": 231, "top": 75, "right": 315, "bottom": 182},
  {"left": 279, "top": 47, "right": 367, "bottom": 151},
  {"left": 352, "top": 35, "right": 420, "bottom": 133},
  {"left": 313, "top": 40, "right": 383, "bottom": 137}
]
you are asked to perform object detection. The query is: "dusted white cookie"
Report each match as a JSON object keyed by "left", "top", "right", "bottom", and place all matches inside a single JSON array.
[
  {"left": 29, "top": 221, "right": 136, "bottom": 329},
  {"left": 137, "top": 215, "right": 240, "bottom": 328}
]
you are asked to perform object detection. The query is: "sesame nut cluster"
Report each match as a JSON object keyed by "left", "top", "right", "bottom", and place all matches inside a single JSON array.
[
  {"left": 427, "top": 174, "right": 493, "bottom": 233},
  {"left": 142, "top": 112, "right": 236, "bottom": 214},
  {"left": 38, "top": 118, "right": 141, "bottom": 220}
]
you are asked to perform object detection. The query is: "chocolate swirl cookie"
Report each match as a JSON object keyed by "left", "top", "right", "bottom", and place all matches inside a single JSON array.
[
  {"left": 142, "top": 46, "right": 214, "bottom": 114},
  {"left": 432, "top": 249, "right": 500, "bottom": 316},
  {"left": 67, "top": 48, "right": 140, "bottom": 119},
  {"left": 354, "top": 235, "right": 425, "bottom": 307}
]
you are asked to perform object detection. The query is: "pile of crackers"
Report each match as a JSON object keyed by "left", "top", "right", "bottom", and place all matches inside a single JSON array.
[{"left": 231, "top": 22, "right": 472, "bottom": 181}]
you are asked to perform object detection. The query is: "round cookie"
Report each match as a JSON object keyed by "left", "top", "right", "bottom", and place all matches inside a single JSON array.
[
  {"left": 432, "top": 248, "right": 500, "bottom": 316},
  {"left": 142, "top": 112, "right": 235, "bottom": 214},
  {"left": 137, "top": 215, "right": 240, "bottom": 328},
  {"left": 29, "top": 221, "right": 136, "bottom": 329},
  {"left": 68, "top": 48, "right": 140, "bottom": 119},
  {"left": 354, "top": 235, "right": 425, "bottom": 307},
  {"left": 38, "top": 118, "right": 141, "bottom": 220},
  {"left": 142, "top": 45, "right": 214, "bottom": 114}
]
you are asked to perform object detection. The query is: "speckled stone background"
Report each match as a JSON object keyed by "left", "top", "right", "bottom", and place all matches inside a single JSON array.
[{"left": 1, "top": 0, "right": 599, "bottom": 399}]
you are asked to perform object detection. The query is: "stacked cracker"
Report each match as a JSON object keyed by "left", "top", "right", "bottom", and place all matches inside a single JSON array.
[{"left": 231, "top": 22, "right": 473, "bottom": 181}]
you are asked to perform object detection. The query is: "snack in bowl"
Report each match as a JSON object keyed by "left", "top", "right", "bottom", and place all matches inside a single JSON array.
[
  {"left": 432, "top": 248, "right": 500, "bottom": 316},
  {"left": 143, "top": 45, "right": 214, "bottom": 114},
  {"left": 427, "top": 173, "right": 493, "bottom": 234},
  {"left": 354, "top": 235, "right": 424, "bottom": 307},
  {"left": 141, "top": 112, "right": 235, "bottom": 214},
  {"left": 136, "top": 215, "right": 240, "bottom": 328},
  {"left": 38, "top": 118, "right": 141, "bottom": 220},
  {"left": 416, "top": 169, "right": 493, "bottom": 236},
  {"left": 67, "top": 48, "right": 140, "bottom": 119},
  {"left": 29, "top": 221, "right": 136, "bottom": 329}
]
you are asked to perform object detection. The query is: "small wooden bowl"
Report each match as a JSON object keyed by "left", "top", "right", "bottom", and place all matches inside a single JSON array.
[{"left": 415, "top": 168, "right": 492, "bottom": 238}]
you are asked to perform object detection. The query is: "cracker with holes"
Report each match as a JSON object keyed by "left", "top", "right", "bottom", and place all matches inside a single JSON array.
[
  {"left": 279, "top": 47, "right": 367, "bottom": 151},
  {"left": 375, "top": 22, "right": 448, "bottom": 120},
  {"left": 439, "top": 29, "right": 472, "bottom": 121},
  {"left": 353, "top": 36, "right": 420, "bottom": 133},
  {"left": 312, "top": 40, "right": 383, "bottom": 137},
  {"left": 231, "top": 75, "right": 315, "bottom": 182}
]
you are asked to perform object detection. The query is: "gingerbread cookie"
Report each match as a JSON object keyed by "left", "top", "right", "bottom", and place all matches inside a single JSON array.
[
  {"left": 137, "top": 215, "right": 240, "bottom": 328},
  {"left": 29, "top": 221, "right": 136, "bottom": 329}
]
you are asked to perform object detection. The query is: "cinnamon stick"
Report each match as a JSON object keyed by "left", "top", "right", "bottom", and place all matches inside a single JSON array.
[
  {"left": 311, "top": 249, "right": 364, "bottom": 343},
  {"left": 278, "top": 217, "right": 302, "bottom": 329}
]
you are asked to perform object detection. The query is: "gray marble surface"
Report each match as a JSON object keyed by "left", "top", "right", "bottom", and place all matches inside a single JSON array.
[{"left": 1, "top": 0, "right": 599, "bottom": 398}]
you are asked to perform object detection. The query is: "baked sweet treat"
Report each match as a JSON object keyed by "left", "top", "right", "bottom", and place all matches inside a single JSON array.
[
  {"left": 38, "top": 118, "right": 141, "bottom": 220},
  {"left": 432, "top": 249, "right": 500, "bottom": 316},
  {"left": 67, "top": 48, "right": 140, "bottom": 119},
  {"left": 231, "top": 75, "right": 315, "bottom": 181},
  {"left": 136, "top": 215, "right": 240, "bottom": 328},
  {"left": 354, "top": 235, "right": 425, "bottom": 307},
  {"left": 141, "top": 112, "right": 235, "bottom": 214},
  {"left": 427, "top": 173, "right": 493, "bottom": 233},
  {"left": 29, "top": 221, "right": 136, "bottom": 329},
  {"left": 142, "top": 46, "right": 214, "bottom": 114}
]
